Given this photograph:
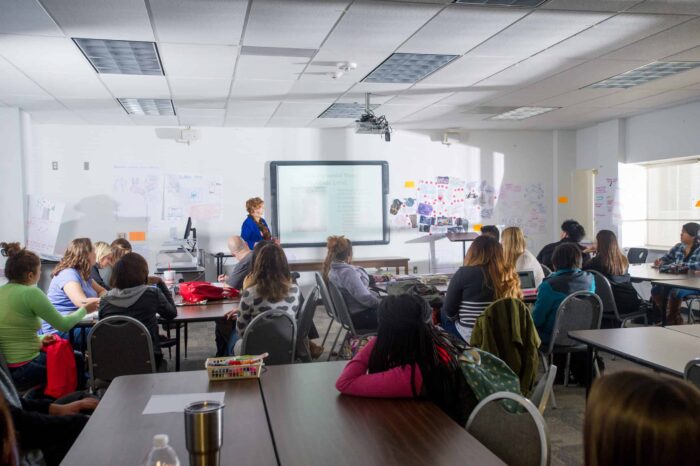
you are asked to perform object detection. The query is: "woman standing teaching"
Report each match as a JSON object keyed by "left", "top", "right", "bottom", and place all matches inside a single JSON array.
[{"left": 241, "top": 197, "right": 273, "bottom": 250}]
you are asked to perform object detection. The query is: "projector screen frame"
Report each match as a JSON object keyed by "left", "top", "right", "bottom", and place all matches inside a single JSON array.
[{"left": 269, "top": 160, "right": 390, "bottom": 248}]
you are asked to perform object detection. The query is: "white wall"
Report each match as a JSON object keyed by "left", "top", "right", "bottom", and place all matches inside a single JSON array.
[
  {"left": 0, "top": 108, "right": 28, "bottom": 243},
  {"left": 27, "top": 124, "right": 559, "bottom": 276}
]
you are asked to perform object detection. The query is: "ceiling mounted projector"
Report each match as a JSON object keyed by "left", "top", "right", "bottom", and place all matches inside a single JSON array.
[{"left": 355, "top": 93, "right": 392, "bottom": 142}]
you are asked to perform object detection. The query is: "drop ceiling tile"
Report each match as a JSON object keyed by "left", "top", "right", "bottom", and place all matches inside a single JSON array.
[
  {"left": 421, "top": 56, "right": 516, "bottom": 86},
  {"left": 236, "top": 55, "right": 309, "bottom": 81},
  {"left": 266, "top": 117, "right": 314, "bottom": 127},
  {"left": 0, "top": 94, "right": 63, "bottom": 111},
  {"left": 374, "top": 103, "right": 425, "bottom": 121},
  {"left": 397, "top": 104, "right": 460, "bottom": 123},
  {"left": 226, "top": 101, "right": 280, "bottom": 118},
  {"left": 535, "top": 88, "right": 621, "bottom": 107},
  {"left": 615, "top": 89, "right": 700, "bottom": 109},
  {"left": 303, "top": 50, "right": 390, "bottom": 83},
  {"left": 583, "top": 88, "right": 665, "bottom": 107},
  {"left": 628, "top": 0, "right": 700, "bottom": 15},
  {"left": 173, "top": 99, "right": 226, "bottom": 110},
  {"left": 399, "top": 5, "right": 527, "bottom": 55},
  {"left": 479, "top": 56, "right": 584, "bottom": 87},
  {"left": 322, "top": 0, "right": 440, "bottom": 52},
  {"left": 229, "top": 80, "right": 296, "bottom": 100},
  {"left": 224, "top": 116, "right": 270, "bottom": 127},
  {"left": 603, "top": 17, "right": 700, "bottom": 61},
  {"left": 130, "top": 115, "right": 179, "bottom": 126},
  {"left": 386, "top": 85, "right": 453, "bottom": 106},
  {"left": 0, "top": 0, "right": 63, "bottom": 36},
  {"left": 29, "top": 110, "right": 86, "bottom": 124},
  {"left": 541, "top": 13, "right": 692, "bottom": 60},
  {"left": 100, "top": 75, "right": 170, "bottom": 99},
  {"left": 245, "top": 0, "right": 348, "bottom": 49},
  {"left": 169, "top": 77, "right": 231, "bottom": 100},
  {"left": 41, "top": 0, "right": 154, "bottom": 41},
  {"left": 469, "top": 10, "right": 610, "bottom": 60},
  {"left": 149, "top": 0, "right": 248, "bottom": 45},
  {"left": 0, "top": 57, "right": 49, "bottom": 95},
  {"left": 437, "top": 89, "right": 502, "bottom": 106},
  {"left": 664, "top": 45, "right": 700, "bottom": 61},
  {"left": 286, "top": 80, "right": 353, "bottom": 103},
  {"left": 272, "top": 101, "right": 329, "bottom": 118},
  {"left": 339, "top": 84, "right": 407, "bottom": 104},
  {"left": 542, "top": 0, "right": 643, "bottom": 11},
  {"left": 159, "top": 44, "right": 237, "bottom": 79}
]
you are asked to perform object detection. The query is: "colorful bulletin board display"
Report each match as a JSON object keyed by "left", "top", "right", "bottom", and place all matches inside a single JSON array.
[{"left": 390, "top": 177, "right": 547, "bottom": 237}]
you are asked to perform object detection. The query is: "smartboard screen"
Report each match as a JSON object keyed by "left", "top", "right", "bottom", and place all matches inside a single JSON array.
[{"left": 269, "top": 161, "right": 389, "bottom": 247}]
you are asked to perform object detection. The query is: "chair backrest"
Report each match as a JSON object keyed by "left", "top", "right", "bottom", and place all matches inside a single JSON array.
[
  {"left": 547, "top": 291, "right": 603, "bottom": 354},
  {"left": 242, "top": 310, "right": 296, "bottom": 365},
  {"left": 326, "top": 280, "right": 359, "bottom": 334},
  {"left": 295, "top": 286, "right": 319, "bottom": 362},
  {"left": 588, "top": 270, "right": 620, "bottom": 319},
  {"left": 87, "top": 316, "right": 156, "bottom": 388},
  {"left": 466, "top": 391, "right": 549, "bottom": 466},
  {"left": 529, "top": 364, "right": 557, "bottom": 415},
  {"left": 627, "top": 247, "right": 648, "bottom": 264},
  {"left": 540, "top": 263, "right": 552, "bottom": 278},
  {"left": 685, "top": 358, "right": 700, "bottom": 389},
  {"left": 315, "top": 272, "right": 337, "bottom": 320}
]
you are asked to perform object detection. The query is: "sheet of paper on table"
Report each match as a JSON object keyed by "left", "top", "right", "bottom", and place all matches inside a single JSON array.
[{"left": 142, "top": 392, "right": 225, "bottom": 415}]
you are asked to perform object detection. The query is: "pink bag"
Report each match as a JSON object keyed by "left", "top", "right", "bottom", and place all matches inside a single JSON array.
[{"left": 179, "top": 282, "right": 239, "bottom": 303}]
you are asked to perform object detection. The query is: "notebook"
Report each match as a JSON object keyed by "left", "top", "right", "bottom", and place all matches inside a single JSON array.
[{"left": 518, "top": 270, "right": 538, "bottom": 298}]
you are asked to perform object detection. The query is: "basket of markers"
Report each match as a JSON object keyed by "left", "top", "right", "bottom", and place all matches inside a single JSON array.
[{"left": 205, "top": 353, "right": 267, "bottom": 381}]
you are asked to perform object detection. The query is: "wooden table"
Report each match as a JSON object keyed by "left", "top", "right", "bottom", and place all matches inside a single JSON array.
[
  {"left": 569, "top": 327, "right": 700, "bottom": 380},
  {"left": 651, "top": 277, "right": 700, "bottom": 325},
  {"left": 667, "top": 324, "right": 700, "bottom": 338},
  {"left": 60, "top": 371, "right": 277, "bottom": 466},
  {"left": 259, "top": 361, "right": 505, "bottom": 466},
  {"left": 288, "top": 257, "right": 410, "bottom": 275}
]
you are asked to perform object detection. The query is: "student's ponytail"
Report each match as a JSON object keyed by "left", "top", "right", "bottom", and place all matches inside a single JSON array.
[
  {"left": 322, "top": 236, "right": 353, "bottom": 283},
  {"left": 1, "top": 242, "right": 40, "bottom": 282}
]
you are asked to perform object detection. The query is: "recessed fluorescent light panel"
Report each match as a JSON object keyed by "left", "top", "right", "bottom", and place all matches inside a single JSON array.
[
  {"left": 453, "top": 0, "right": 547, "bottom": 6},
  {"left": 588, "top": 61, "right": 700, "bottom": 89},
  {"left": 363, "top": 53, "right": 458, "bottom": 84},
  {"left": 318, "top": 103, "right": 379, "bottom": 119},
  {"left": 118, "top": 98, "right": 175, "bottom": 116},
  {"left": 491, "top": 106, "right": 558, "bottom": 120},
  {"left": 74, "top": 38, "right": 163, "bottom": 75}
]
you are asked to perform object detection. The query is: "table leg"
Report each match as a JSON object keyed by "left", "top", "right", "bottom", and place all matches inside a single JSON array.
[
  {"left": 660, "top": 285, "right": 669, "bottom": 327},
  {"left": 462, "top": 242, "right": 466, "bottom": 260},
  {"left": 175, "top": 323, "right": 181, "bottom": 372},
  {"left": 585, "top": 346, "right": 593, "bottom": 398}
]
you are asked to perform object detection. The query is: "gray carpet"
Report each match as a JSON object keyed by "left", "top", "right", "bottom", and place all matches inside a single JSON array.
[{"left": 168, "top": 305, "right": 647, "bottom": 466}]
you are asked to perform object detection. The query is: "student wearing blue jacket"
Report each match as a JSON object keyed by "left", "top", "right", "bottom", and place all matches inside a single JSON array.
[
  {"left": 240, "top": 197, "right": 273, "bottom": 250},
  {"left": 532, "top": 243, "right": 595, "bottom": 345}
]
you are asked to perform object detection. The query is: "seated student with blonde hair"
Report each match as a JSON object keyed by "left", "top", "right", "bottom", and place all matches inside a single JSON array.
[
  {"left": 323, "top": 236, "right": 380, "bottom": 331},
  {"left": 99, "top": 252, "right": 176, "bottom": 371},
  {"left": 89, "top": 241, "right": 113, "bottom": 290},
  {"left": 584, "top": 371, "right": 700, "bottom": 466},
  {"left": 502, "top": 226, "right": 545, "bottom": 287}
]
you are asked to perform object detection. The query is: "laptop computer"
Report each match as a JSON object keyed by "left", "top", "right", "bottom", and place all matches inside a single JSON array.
[{"left": 518, "top": 270, "right": 538, "bottom": 298}]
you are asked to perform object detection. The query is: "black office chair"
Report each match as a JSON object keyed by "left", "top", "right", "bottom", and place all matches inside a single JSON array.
[
  {"left": 589, "top": 270, "right": 648, "bottom": 328},
  {"left": 627, "top": 248, "right": 648, "bottom": 264}
]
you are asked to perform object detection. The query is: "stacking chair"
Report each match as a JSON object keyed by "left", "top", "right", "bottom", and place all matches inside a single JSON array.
[
  {"left": 466, "top": 391, "right": 550, "bottom": 466},
  {"left": 241, "top": 310, "right": 296, "bottom": 365},
  {"left": 327, "top": 281, "right": 378, "bottom": 360},
  {"left": 627, "top": 247, "right": 648, "bottom": 264},
  {"left": 685, "top": 358, "right": 700, "bottom": 389},
  {"left": 87, "top": 316, "right": 156, "bottom": 393},
  {"left": 589, "top": 270, "right": 648, "bottom": 328},
  {"left": 295, "top": 286, "right": 319, "bottom": 362},
  {"left": 540, "top": 264, "right": 552, "bottom": 278},
  {"left": 540, "top": 291, "right": 603, "bottom": 391},
  {"left": 528, "top": 364, "right": 557, "bottom": 415},
  {"left": 687, "top": 296, "right": 700, "bottom": 323},
  {"left": 315, "top": 272, "right": 337, "bottom": 347}
]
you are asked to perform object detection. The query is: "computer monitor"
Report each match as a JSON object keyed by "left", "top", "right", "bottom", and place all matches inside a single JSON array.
[
  {"left": 184, "top": 217, "right": 192, "bottom": 240},
  {"left": 518, "top": 270, "right": 536, "bottom": 290}
]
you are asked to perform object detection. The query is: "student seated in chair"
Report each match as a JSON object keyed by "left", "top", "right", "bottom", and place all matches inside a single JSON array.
[
  {"left": 323, "top": 236, "right": 380, "bottom": 331},
  {"left": 531, "top": 243, "right": 595, "bottom": 345},
  {"left": 99, "top": 253, "right": 177, "bottom": 371},
  {"left": 584, "top": 371, "right": 700, "bottom": 466},
  {"left": 537, "top": 219, "right": 590, "bottom": 271},
  {"left": 0, "top": 242, "right": 95, "bottom": 391},
  {"left": 88, "top": 241, "right": 114, "bottom": 291},
  {"left": 336, "top": 294, "right": 477, "bottom": 426},
  {"left": 231, "top": 243, "right": 300, "bottom": 355}
]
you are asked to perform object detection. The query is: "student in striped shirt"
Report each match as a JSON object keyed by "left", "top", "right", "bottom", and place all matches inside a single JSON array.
[{"left": 440, "top": 235, "right": 522, "bottom": 342}]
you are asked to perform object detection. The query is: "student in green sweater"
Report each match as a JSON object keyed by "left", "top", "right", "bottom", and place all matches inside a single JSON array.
[{"left": 0, "top": 242, "right": 97, "bottom": 391}]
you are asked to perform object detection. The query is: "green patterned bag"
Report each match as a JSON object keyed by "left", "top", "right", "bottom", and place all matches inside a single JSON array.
[{"left": 458, "top": 348, "right": 521, "bottom": 411}]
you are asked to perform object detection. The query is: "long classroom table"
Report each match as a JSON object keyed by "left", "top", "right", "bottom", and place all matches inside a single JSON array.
[
  {"left": 261, "top": 361, "right": 505, "bottom": 466},
  {"left": 288, "top": 256, "right": 410, "bottom": 275}
]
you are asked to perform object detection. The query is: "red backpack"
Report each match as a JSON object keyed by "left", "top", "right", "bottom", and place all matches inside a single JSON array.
[{"left": 179, "top": 282, "right": 239, "bottom": 303}]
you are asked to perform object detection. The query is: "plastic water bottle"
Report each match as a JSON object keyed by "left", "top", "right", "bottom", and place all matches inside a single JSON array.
[{"left": 144, "top": 434, "right": 180, "bottom": 466}]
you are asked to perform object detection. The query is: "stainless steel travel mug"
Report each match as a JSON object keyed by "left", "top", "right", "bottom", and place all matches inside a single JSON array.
[{"left": 184, "top": 400, "right": 224, "bottom": 466}]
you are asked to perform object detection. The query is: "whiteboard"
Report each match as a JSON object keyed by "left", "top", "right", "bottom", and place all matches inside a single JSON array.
[{"left": 269, "top": 162, "right": 389, "bottom": 247}]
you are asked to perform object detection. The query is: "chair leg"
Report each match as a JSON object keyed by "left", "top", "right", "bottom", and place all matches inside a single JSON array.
[
  {"left": 184, "top": 323, "right": 188, "bottom": 359},
  {"left": 327, "top": 327, "right": 343, "bottom": 361},
  {"left": 564, "top": 353, "right": 571, "bottom": 388},
  {"left": 320, "top": 318, "right": 335, "bottom": 347},
  {"left": 540, "top": 353, "right": 557, "bottom": 409}
]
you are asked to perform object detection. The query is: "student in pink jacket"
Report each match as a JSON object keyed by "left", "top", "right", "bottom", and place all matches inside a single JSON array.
[{"left": 336, "top": 294, "right": 474, "bottom": 425}]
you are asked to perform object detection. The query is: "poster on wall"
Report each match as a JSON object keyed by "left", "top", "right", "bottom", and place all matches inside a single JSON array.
[
  {"left": 112, "top": 166, "right": 164, "bottom": 219},
  {"left": 164, "top": 174, "right": 224, "bottom": 221},
  {"left": 26, "top": 195, "right": 65, "bottom": 256}
]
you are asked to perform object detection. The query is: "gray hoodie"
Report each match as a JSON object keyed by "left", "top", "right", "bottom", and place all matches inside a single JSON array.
[{"left": 328, "top": 262, "right": 380, "bottom": 315}]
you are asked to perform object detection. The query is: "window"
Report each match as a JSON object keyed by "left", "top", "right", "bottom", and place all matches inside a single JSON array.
[{"left": 646, "top": 160, "right": 700, "bottom": 247}]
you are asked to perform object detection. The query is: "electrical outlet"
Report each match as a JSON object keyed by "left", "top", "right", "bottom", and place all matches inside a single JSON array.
[
  {"left": 83, "top": 162, "right": 90, "bottom": 170},
  {"left": 412, "top": 266, "right": 418, "bottom": 274},
  {"left": 117, "top": 232, "right": 126, "bottom": 239},
  {"left": 52, "top": 161, "right": 58, "bottom": 170}
]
